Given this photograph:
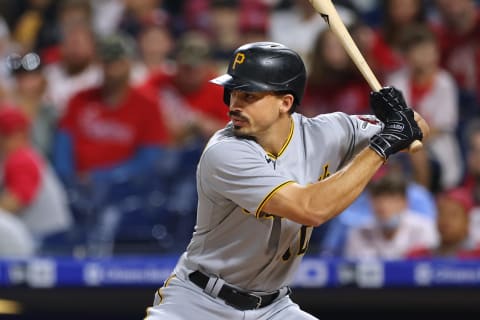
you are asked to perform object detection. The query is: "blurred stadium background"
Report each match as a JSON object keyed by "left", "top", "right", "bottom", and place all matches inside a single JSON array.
[{"left": 1, "top": 0, "right": 480, "bottom": 318}]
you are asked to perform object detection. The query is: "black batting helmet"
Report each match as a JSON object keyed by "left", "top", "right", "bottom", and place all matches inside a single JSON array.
[{"left": 210, "top": 42, "right": 307, "bottom": 110}]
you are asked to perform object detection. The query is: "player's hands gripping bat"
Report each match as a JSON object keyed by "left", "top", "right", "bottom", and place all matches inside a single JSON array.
[
  {"left": 307, "top": 0, "right": 423, "bottom": 152},
  {"left": 369, "top": 87, "right": 410, "bottom": 121}
]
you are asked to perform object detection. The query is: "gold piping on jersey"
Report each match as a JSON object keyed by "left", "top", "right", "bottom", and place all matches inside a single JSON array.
[
  {"left": 156, "top": 274, "right": 176, "bottom": 305},
  {"left": 244, "top": 208, "right": 274, "bottom": 220},
  {"left": 266, "top": 117, "right": 294, "bottom": 159},
  {"left": 242, "top": 208, "right": 251, "bottom": 215},
  {"left": 255, "top": 180, "right": 295, "bottom": 218}
]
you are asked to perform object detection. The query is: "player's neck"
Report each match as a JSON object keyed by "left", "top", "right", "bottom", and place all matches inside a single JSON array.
[{"left": 256, "top": 115, "right": 293, "bottom": 157}]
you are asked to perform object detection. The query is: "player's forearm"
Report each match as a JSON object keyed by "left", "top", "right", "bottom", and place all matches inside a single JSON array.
[
  {"left": 264, "top": 147, "right": 384, "bottom": 226},
  {"left": 302, "top": 147, "right": 384, "bottom": 225}
]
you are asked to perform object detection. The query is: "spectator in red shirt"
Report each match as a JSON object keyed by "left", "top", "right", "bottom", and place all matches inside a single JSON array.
[
  {"left": 52, "top": 34, "right": 169, "bottom": 256},
  {"left": 408, "top": 187, "right": 480, "bottom": 259},
  {"left": 0, "top": 106, "right": 72, "bottom": 250},
  {"left": 53, "top": 34, "right": 168, "bottom": 186},
  {"left": 139, "top": 31, "right": 229, "bottom": 147}
]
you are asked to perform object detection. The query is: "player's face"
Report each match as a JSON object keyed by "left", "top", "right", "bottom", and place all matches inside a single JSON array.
[{"left": 228, "top": 90, "right": 290, "bottom": 137}]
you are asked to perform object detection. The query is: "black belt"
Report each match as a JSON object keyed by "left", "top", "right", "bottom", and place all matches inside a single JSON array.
[{"left": 188, "top": 271, "right": 283, "bottom": 310}]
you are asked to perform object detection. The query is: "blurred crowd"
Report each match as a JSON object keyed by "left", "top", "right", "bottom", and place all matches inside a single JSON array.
[{"left": 0, "top": 0, "right": 479, "bottom": 260}]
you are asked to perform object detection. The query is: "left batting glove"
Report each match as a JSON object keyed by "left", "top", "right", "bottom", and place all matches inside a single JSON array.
[
  {"left": 369, "top": 108, "right": 423, "bottom": 160},
  {"left": 370, "top": 86, "right": 409, "bottom": 122}
]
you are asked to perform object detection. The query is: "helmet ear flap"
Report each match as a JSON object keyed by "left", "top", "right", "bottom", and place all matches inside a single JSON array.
[{"left": 223, "top": 88, "right": 231, "bottom": 106}]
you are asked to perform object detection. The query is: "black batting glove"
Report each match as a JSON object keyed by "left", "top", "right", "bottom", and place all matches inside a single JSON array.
[
  {"left": 370, "top": 86, "right": 409, "bottom": 122},
  {"left": 369, "top": 108, "right": 423, "bottom": 160}
]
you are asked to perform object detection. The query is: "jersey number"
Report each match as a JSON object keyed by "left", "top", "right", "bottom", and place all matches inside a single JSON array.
[{"left": 282, "top": 225, "right": 312, "bottom": 261}]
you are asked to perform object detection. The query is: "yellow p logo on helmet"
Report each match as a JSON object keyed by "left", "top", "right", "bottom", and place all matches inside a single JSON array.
[{"left": 232, "top": 53, "right": 245, "bottom": 70}]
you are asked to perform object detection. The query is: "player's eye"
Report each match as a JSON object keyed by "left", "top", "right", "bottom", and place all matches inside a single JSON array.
[{"left": 231, "top": 91, "right": 265, "bottom": 104}]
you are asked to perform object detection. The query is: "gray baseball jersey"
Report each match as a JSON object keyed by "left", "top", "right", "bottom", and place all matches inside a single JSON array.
[{"left": 174, "top": 112, "right": 382, "bottom": 292}]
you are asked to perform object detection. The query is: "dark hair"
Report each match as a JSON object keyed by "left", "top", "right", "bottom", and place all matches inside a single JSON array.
[
  {"left": 273, "top": 90, "right": 298, "bottom": 114},
  {"left": 58, "top": 0, "right": 92, "bottom": 18},
  {"left": 398, "top": 24, "right": 437, "bottom": 52},
  {"left": 368, "top": 170, "right": 408, "bottom": 196},
  {"left": 381, "top": 0, "right": 427, "bottom": 47}
]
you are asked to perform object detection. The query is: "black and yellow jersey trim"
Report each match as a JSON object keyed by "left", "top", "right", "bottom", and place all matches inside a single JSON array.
[
  {"left": 266, "top": 117, "right": 294, "bottom": 159},
  {"left": 255, "top": 180, "right": 295, "bottom": 218},
  {"left": 157, "top": 274, "right": 176, "bottom": 305},
  {"left": 144, "top": 274, "right": 176, "bottom": 319}
]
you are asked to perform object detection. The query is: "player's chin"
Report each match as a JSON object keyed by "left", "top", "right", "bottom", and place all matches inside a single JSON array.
[{"left": 232, "top": 126, "right": 251, "bottom": 137}]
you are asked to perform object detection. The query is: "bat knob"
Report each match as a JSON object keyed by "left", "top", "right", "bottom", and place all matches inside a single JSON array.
[{"left": 408, "top": 140, "right": 423, "bottom": 153}]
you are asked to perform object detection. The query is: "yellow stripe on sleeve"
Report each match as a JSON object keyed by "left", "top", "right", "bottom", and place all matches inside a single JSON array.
[{"left": 255, "top": 181, "right": 295, "bottom": 218}]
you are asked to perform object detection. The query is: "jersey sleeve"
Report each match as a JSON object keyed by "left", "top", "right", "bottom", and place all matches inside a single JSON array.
[
  {"left": 199, "top": 141, "right": 294, "bottom": 217},
  {"left": 314, "top": 112, "right": 382, "bottom": 168},
  {"left": 348, "top": 114, "right": 383, "bottom": 146},
  {"left": 338, "top": 113, "right": 383, "bottom": 166}
]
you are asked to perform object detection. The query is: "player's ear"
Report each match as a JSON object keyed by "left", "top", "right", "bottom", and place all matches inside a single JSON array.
[{"left": 279, "top": 94, "right": 294, "bottom": 114}]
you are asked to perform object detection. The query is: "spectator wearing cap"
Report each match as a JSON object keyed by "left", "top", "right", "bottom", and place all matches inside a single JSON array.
[
  {"left": 407, "top": 187, "right": 480, "bottom": 259},
  {"left": 342, "top": 166, "right": 438, "bottom": 260},
  {"left": 5, "top": 52, "right": 58, "bottom": 159},
  {"left": 0, "top": 106, "right": 72, "bottom": 251},
  {"left": 139, "top": 31, "right": 229, "bottom": 146},
  {"left": 52, "top": 34, "right": 169, "bottom": 256}
]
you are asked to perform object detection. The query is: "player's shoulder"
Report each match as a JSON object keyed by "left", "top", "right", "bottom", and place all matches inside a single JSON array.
[
  {"left": 296, "top": 111, "right": 360, "bottom": 130},
  {"left": 200, "top": 125, "right": 263, "bottom": 165},
  {"left": 204, "top": 125, "right": 260, "bottom": 153}
]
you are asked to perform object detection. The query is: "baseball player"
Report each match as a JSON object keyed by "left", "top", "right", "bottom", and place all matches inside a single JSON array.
[{"left": 145, "top": 42, "right": 428, "bottom": 319}]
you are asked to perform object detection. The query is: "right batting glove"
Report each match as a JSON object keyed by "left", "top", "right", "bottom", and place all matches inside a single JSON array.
[
  {"left": 369, "top": 108, "right": 423, "bottom": 160},
  {"left": 370, "top": 86, "right": 409, "bottom": 122}
]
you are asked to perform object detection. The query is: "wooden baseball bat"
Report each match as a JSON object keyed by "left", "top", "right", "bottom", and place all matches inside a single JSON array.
[{"left": 307, "top": 0, "right": 422, "bottom": 152}]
